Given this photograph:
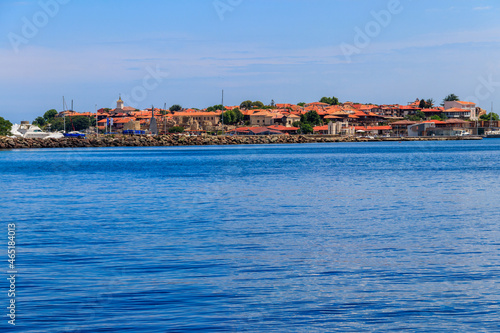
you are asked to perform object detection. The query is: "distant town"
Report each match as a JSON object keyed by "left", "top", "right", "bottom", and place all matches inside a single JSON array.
[{"left": 2, "top": 94, "right": 500, "bottom": 139}]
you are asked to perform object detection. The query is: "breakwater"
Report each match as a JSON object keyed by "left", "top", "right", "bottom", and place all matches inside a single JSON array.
[{"left": 0, "top": 135, "right": 482, "bottom": 149}]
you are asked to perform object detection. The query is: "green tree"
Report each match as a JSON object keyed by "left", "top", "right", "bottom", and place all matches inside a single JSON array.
[
  {"left": 33, "top": 116, "right": 46, "bottom": 126},
  {"left": 426, "top": 99, "right": 434, "bottom": 108},
  {"left": 419, "top": 99, "right": 426, "bottom": 109},
  {"left": 480, "top": 112, "right": 500, "bottom": 121},
  {"left": 240, "top": 100, "right": 253, "bottom": 109},
  {"left": 169, "top": 126, "right": 185, "bottom": 133},
  {"left": 43, "top": 109, "right": 58, "bottom": 121},
  {"left": 297, "top": 102, "right": 306, "bottom": 107},
  {"left": 430, "top": 115, "right": 441, "bottom": 121},
  {"left": 51, "top": 116, "right": 95, "bottom": 132},
  {"left": 439, "top": 112, "right": 448, "bottom": 120},
  {"left": 320, "top": 96, "right": 340, "bottom": 105},
  {"left": 50, "top": 118, "right": 65, "bottom": 132},
  {"left": 300, "top": 123, "right": 314, "bottom": 134},
  {"left": 302, "top": 111, "right": 322, "bottom": 126},
  {"left": 232, "top": 108, "right": 243, "bottom": 124},
  {"left": 220, "top": 109, "right": 243, "bottom": 125},
  {"left": 406, "top": 111, "right": 426, "bottom": 121},
  {"left": 252, "top": 101, "right": 265, "bottom": 109},
  {"left": 222, "top": 110, "right": 235, "bottom": 124},
  {"left": 443, "top": 94, "right": 459, "bottom": 105},
  {"left": 0, "top": 117, "right": 13, "bottom": 136},
  {"left": 207, "top": 104, "right": 225, "bottom": 112},
  {"left": 68, "top": 116, "right": 95, "bottom": 132},
  {"left": 169, "top": 104, "right": 182, "bottom": 112}
]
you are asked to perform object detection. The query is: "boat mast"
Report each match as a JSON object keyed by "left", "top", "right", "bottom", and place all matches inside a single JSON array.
[
  {"left": 95, "top": 104, "right": 98, "bottom": 138},
  {"left": 491, "top": 102, "right": 493, "bottom": 130},
  {"left": 221, "top": 89, "right": 224, "bottom": 135},
  {"left": 63, "top": 96, "right": 66, "bottom": 133}
]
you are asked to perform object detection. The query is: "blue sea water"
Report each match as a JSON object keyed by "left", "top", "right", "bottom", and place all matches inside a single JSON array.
[{"left": 1, "top": 140, "right": 500, "bottom": 332}]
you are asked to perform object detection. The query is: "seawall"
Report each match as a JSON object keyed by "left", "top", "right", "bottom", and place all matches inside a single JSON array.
[{"left": 0, "top": 135, "right": 483, "bottom": 150}]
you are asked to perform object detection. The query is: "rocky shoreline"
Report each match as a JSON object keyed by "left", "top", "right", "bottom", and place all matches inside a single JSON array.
[{"left": 0, "top": 135, "right": 483, "bottom": 150}]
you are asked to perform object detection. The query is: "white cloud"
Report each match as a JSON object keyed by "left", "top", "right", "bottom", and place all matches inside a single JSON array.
[{"left": 473, "top": 6, "right": 492, "bottom": 11}]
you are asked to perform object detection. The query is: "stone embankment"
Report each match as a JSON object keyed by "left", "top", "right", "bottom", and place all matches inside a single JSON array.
[{"left": 0, "top": 135, "right": 482, "bottom": 149}]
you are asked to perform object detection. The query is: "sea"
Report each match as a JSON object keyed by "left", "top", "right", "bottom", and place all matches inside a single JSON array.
[{"left": 1, "top": 139, "right": 500, "bottom": 332}]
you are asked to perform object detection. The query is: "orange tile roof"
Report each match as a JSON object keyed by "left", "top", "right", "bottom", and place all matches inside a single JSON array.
[
  {"left": 113, "top": 117, "right": 136, "bottom": 124},
  {"left": 313, "top": 125, "right": 329, "bottom": 132},
  {"left": 267, "top": 125, "right": 299, "bottom": 131},
  {"left": 355, "top": 126, "right": 392, "bottom": 131},
  {"left": 172, "top": 112, "right": 221, "bottom": 117},
  {"left": 390, "top": 120, "right": 417, "bottom": 125},
  {"left": 306, "top": 102, "right": 330, "bottom": 106},
  {"left": 423, "top": 120, "right": 447, "bottom": 125},
  {"left": 251, "top": 111, "right": 273, "bottom": 116}
]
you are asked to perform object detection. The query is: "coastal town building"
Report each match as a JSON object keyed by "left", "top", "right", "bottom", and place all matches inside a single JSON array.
[
  {"left": 444, "top": 101, "right": 477, "bottom": 120},
  {"left": 34, "top": 94, "right": 500, "bottom": 138},
  {"left": 443, "top": 108, "right": 472, "bottom": 119},
  {"left": 249, "top": 111, "right": 274, "bottom": 126},
  {"left": 408, "top": 122, "right": 436, "bottom": 137}
]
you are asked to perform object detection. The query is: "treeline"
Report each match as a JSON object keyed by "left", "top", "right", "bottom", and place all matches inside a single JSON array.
[{"left": 33, "top": 109, "right": 96, "bottom": 132}]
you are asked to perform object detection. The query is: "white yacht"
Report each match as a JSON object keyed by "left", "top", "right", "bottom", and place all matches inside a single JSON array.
[{"left": 11, "top": 122, "right": 64, "bottom": 139}]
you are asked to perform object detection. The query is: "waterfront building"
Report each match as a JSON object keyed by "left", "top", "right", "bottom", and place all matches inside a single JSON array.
[
  {"left": 390, "top": 120, "right": 417, "bottom": 136},
  {"left": 250, "top": 111, "right": 274, "bottom": 126},
  {"left": 408, "top": 122, "right": 436, "bottom": 137},
  {"left": 443, "top": 107, "right": 472, "bottom": 119},
  {"left": 444, "top": 101, "right": 477, "bottom": 119}
]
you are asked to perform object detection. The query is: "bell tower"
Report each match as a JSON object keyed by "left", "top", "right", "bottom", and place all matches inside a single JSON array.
[{"left": 117, "top": 94, "right": 124, "bottom": 110}]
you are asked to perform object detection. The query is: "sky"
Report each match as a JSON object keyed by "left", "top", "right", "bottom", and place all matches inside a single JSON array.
[{"left": 1, "top": 0, "right": 500, "bottom": 123}]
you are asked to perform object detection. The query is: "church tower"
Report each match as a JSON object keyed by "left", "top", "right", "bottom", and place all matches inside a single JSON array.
[{"left": 117, "top": 94, "right": 124, "bottom": 110}]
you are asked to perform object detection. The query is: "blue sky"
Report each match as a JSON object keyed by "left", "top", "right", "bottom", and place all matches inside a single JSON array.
[{"left": 1, "top": 0, "right": 500, "bottom": 122}]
